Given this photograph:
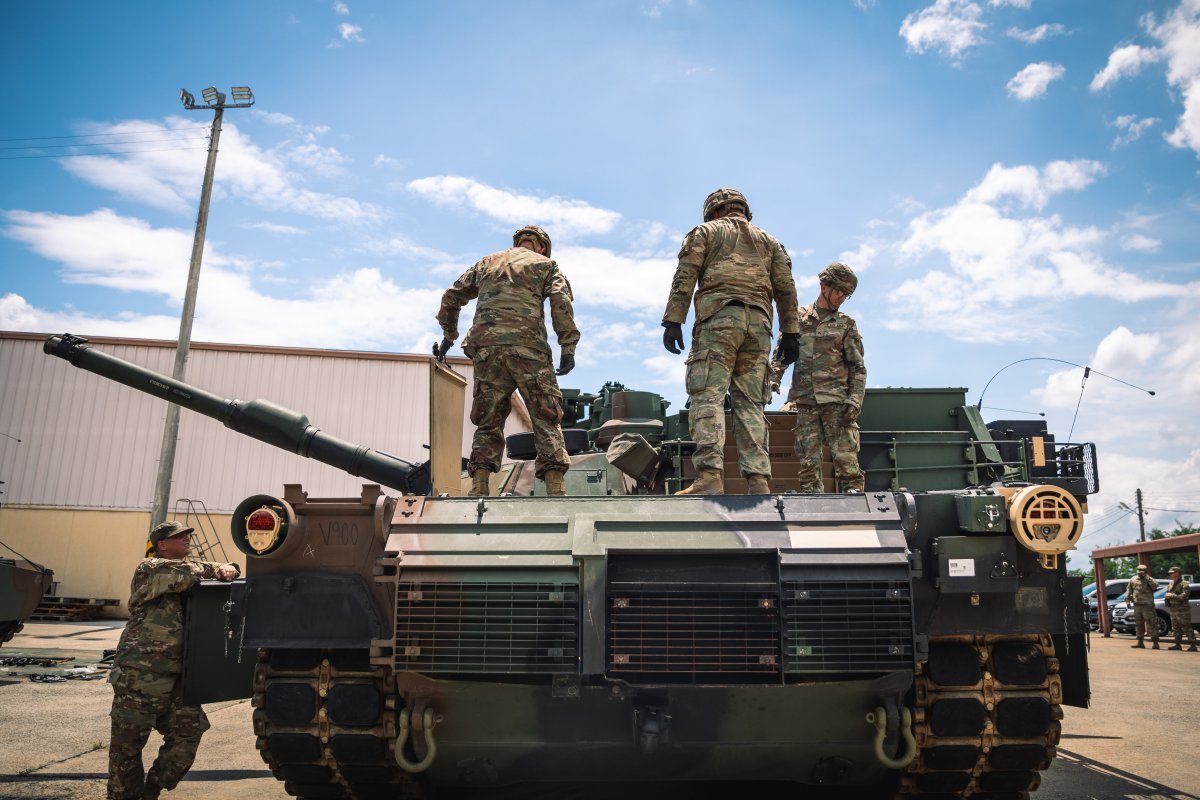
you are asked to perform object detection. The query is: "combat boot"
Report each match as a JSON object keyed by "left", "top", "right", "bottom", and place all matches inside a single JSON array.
[
  {"left": 143, "top": 778, "right": 162, "bottom": 800},
  {"left": 1131, "top": 641, "right": 1144, "bottom": 648},
  {"left": 468, "top": 470, "right": 492, "bottom": 497},
  {"left": 1151, "top": 642, "right": 1160, "bottom": 650},
  {"left": 675, "top": 469, "right": 724, "bottom": 495},
  {"left": 543, "top": 470, "right": 567, "bottom": 497},
  {"left": 746, "top": 475, "right": 771, "bottom": 495},
  {"left": 1168, "top": 643, "right": 1182, "bottom": 650},
  {"left": 1188, "top": 645, "right": 1197, "bottom": 652}
]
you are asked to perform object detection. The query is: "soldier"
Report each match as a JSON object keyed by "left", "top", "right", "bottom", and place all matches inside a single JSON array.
[
  {"left": 1164, "top": 566, "right": 1197, "bottom": 651},
  {"left": 773, "top": 263, "right": 866, "bottom": 493},
  {"left": 1125, "top": 563, "right": 1160, "bottom": 649},
  {"left": 437, "top": 225, "right": 578, "bottom": 497},
  {"left": 661, "top": 188, "right": 800, "bottom": 495},
  {"left": 108, "top": 521, "right": 240, "bottom": 800}
]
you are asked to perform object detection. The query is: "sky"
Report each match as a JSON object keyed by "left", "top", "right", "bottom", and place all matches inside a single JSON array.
[{"left": 2, "top": 0, "right": 1199, "bottom": 568}]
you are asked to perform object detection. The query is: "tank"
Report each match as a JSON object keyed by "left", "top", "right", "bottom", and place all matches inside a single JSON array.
[
  {"left": 0, "top": 558, "right": 54, "bottom": 646},
  {"left": 44, "top": 333, "right": 1094, "bottom": 799}
]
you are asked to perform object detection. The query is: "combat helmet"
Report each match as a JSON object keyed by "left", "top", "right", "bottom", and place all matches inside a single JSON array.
[
  {"left": 513, "top": 225, "right": 552, "bottom": 257},
  {"left": 703, "top": 188, "right": 752, "bottom": 222},
  {"left": 819, "top": 262, "right": 858, "bottom": 294}
]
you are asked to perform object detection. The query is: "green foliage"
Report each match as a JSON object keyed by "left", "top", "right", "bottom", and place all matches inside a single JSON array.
[{"left": 1087, "top": 523, "right": 1200, "bottom": 580}]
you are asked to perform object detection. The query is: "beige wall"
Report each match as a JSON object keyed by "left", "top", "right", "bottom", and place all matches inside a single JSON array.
[{"left": 0, "top": 506, "right": 244, "bottom": 616}]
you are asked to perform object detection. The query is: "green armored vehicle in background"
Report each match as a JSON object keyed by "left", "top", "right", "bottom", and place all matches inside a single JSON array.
[
  {"left": 45, "top": 333, "right": 1094, "bottom": 800},
  {"left": 0, "top": 557, "right": 54, "bottom": 647}
]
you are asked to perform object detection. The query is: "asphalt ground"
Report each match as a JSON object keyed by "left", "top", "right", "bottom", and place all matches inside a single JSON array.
[{"left": 1, "top": 622, "right": 1196, "bottom": 800}]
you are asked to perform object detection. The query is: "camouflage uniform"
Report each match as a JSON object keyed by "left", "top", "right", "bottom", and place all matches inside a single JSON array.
[
  {"left": 438, "top": 246, "right": 579, "bottom": 479},
  {"left": 774, "top": 302, "right": 866, "bottom": 492},
  {"left": 663, "top": 211, "right": 799, "bottom": 479},
  {"left": 1126, "top": 571, "right": 1160, "bottom": 647},
  {"left": 108, "top": 557, "right": 234, "bottom": 799},
  {"left": 1164, "top": 577, "right": 1196, "bottom": 649}
]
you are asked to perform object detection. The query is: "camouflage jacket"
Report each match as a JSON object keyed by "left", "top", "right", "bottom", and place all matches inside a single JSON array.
[
  {"left": 113, "top": 558, "right": 234, "bottom": 674},
  {"left": 1164, "top": 578, "right": 1191, "bottom": 608},
  {"left": 1126, "top": 573, "right": 1158, "bottom": 606},
  {"left": 773, "top": 303, "right": 866, "bottom": 407},
  {"left": 662, "top": 213, "right": 799, "bottom": 333},
  {"left": 437, "top": 247, "right": 579, "bottom": 361}
]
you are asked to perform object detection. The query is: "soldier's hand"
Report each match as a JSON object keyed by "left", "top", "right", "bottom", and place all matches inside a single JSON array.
[
  {"left": 662, "top": 322, "right": 685, "bottom": 354},
  {"left": 778, "top": 332, "right": 800, "bottom": 365},
  {"left": 841, "top": 402, "right": 860, "bottom": 426},
  {"left": 217, "top": 564, "right": 238, "bottom": 581},
  {"left": 556, "top": 353, "right": 575, "bottom": 376},
  {"left": 434, "top": 337, "right": 454, "bottom": 363}
]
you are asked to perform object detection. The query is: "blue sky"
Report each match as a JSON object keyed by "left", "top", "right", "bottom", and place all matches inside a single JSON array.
[{"left": 3, "top": 0, "right": 1199, "bottom": 565}]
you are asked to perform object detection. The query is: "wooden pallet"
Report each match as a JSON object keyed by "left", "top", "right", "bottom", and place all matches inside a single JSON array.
[{"left": 31, "top": 596, "right": 120, "bottom": 622}]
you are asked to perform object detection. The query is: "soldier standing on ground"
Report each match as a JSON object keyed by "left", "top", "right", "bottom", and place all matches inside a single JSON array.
[
  {"left": 437, "top": 225, "right": 578, "bottom": 497},
  {"left": 1164, "top": 566, "right": 1197, "bottom": 651},
  {"left": 1126, "top": 563, "right": 1160, "bottom": 649},
  {"left": 661, "top": 188, "right": 800, "bottom": 495},
  {"left": 773, "top": 263, "right": 866, "bottom": 493},
  {"left": 108, "top": 521, "right": 240, "bottom": 800}
]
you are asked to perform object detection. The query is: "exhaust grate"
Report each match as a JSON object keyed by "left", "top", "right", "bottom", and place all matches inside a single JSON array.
[{"left": 783, "top": 579, "right": 913, "bottom": 673}]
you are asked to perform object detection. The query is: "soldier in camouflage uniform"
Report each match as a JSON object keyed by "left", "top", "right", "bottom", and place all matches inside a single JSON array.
[
  {"left": 108, "top": 521, "right": 240, "bottom": 800},
  {"left": 662, "top": 188, "right": 800, "bottom": 495},
  {"left": 772, "top": 263, "right": 866, "bottom": 493},
  {"left": 1164, "top": 566, "right": 1197, "bottom": 651},
  {"left": 1126, "top": 564, "right": 1160, "bottom": 649},
  {"left": 437, "top": 225, "right": 578, "bottom": 497}
]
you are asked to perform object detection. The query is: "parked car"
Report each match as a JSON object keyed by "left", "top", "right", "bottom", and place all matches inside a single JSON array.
[
  {"left": 1085, "top": 578, "right": 1168, "bottom": 628},
  {"left": 1111, "top": 582, "right": 1200, "bottom": 637}
]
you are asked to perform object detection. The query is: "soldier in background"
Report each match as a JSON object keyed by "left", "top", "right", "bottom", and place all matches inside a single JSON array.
[
  {"left": 1164, "top": 566, "right": 1197, "bottom": 651},
  {"left": 1126, "top": 563, "right": 1160, "bottom": 649},
  {"left": 108, "top": 521, "right": 240, "bottom": 800},
  {"left": 661, "top": 188, "right": 800, "bottom": 495},
  {"left": 437, "top": 225, "right": 578, "bottom": 497},
  {"left": 773, "top": 263, "right": 866, "bottom": 493}
]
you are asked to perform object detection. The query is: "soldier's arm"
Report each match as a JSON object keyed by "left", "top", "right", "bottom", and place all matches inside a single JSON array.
[
  {"left": 128, "top": 559, "right": 213, "bottom": 606},
  {"left": 845, "top": 321, "right": 867, "bottom": 408},
  {"left": 769, "top": 242, "right": 800, "bottom": 334},
  {"left": 436, "top": 264, "right": 481, "bottom": 342},
  {"left": 544, "top": 262, "right": 580, "bottom": 357},
  {"left": 662, "top": 227, "right": 707, "bottom": 325}
]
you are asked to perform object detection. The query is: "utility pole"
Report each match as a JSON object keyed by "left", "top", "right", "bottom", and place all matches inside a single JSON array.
[
  {"left": 149, "top": 86, "right": 254, "bottom": 528},
  {"left": 1135, "top": 487, "right": 1146, "bottom": 543}
]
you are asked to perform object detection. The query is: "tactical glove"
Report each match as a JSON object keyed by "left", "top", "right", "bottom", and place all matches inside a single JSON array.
[
  {"left": 556, "top": 353, "right": 575, "bottom": 376},
  {"left": 434, "top": 337, "right": 454, "bottom": 363},
  {"left": 841, "top": 402, "right": 860, "bottom": 426},
  {"left": 662, "top": 322, "right": 685, "bottom": 354},
  {"left": 778, "top": 332, "right": 800, "bottom": 365}
]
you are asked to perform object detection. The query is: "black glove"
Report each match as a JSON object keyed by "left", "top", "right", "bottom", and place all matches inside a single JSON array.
[
  {"left": 841, "top": 402, "right": 860, "bottom": 426},
  {"left": 778, "top": 332, "right": 800, "bottom": 365},
  {"left": 662, "top": 322, "right": 685, "bottom": 354},
  {"left": 556, "top": 353, "right": 575, "bottom": 376},
  {"left": 434, "top": 337, "right": 454, "bottom": 362}
]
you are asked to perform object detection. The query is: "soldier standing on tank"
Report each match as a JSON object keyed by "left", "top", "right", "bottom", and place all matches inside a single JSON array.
[
  {"left": 1164, "top": 566, "right": 1197, "bottom": 651},
  {"left": 1126, "top": 563, "right": 1160, "bottom": 649},
  {"left": 437, "top": 225, "right": 578, "bottom": 497},
  {"left": 108, "top": 521, "right": 240, "bottom": 800},
  {"left": 661, "top": 188, "right": 800, "bottom": 495},
  {"left": 772, "top": 263, "right": 866, "bottom": 493}
]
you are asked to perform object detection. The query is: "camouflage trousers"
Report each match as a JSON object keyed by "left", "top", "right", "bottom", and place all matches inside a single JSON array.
[
  {"left": 685, "top": 305, "right": 772, "bottom": 478},
  {"left": 1168, "top": 606, "right": 1197, "bottom": 645},
  {"left": 794, "top": 403, "right": 863, "bottom": 493},
  {"left": 1131, "top": 604, "right": 1159, "bottom": 642},
  {"left": 108, "top": 666, "right": 210, "bottom": 799},
  {"left": 469, "top": 347, "right": 569, "bottom": 479}
]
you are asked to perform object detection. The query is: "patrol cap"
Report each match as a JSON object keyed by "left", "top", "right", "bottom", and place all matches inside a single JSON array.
[
  {"left": 1168, "top": 565, "right": 1182, "bottom": 574},
  {"left": 1136, "top": 563, "right": 1148, "bottom": 572},
  {"left": 150, "top": 520, "right": 194, "bottom": 546}
]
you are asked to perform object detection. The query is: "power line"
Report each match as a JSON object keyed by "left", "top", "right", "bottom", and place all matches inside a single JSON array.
[
  {"left": 1144, "top": 506, "right": 1200, "bottom": 513},
  {"left": 1079, "top": 508, "right": 1134, "bottom": 540},
  {"left": 0, "top": 146, "right": 208, "bottom": 161},
  {"left": 0, "top": 126, "right": 210, "bottom": 142},
  {"left": 0, "top": 135, "right": 208, "bottom": 151}
]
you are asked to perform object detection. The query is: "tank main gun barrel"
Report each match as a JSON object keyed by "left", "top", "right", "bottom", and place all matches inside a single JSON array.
[{"left": 44, "top": 333, "right": 421, "bottom": 494}]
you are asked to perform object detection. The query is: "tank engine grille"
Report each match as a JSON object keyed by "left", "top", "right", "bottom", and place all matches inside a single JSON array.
[
  {"left": 606, "top": 582, "right": 782, "bottom": 682},
  {"left": 782, "top": 579, "right": 913, "bottom": 673},
  {"left": 393, "top": 581, "right": 579, "bottom": 673}
]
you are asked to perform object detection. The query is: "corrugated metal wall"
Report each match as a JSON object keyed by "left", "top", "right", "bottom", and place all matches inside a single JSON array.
[{"left": 0, "top": 333, "right": 478, "bottom": 512}]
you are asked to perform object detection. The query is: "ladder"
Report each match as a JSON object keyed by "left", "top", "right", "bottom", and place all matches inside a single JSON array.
[{"left": 171, "top": 498, "right": 229, "bottom": 564}]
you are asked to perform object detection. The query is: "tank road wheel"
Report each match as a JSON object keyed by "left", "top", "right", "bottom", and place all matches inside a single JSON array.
[
  {"left": 897, "top": 634, "right": 1062, "bottom": 800},
  {"left": 252, "top": 649, "right": 424, "bottom": 800}
]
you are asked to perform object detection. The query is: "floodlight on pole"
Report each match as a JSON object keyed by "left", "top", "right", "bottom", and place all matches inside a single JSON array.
[{"left": 150, "top": 85, "right": 255, "bottom": 529}]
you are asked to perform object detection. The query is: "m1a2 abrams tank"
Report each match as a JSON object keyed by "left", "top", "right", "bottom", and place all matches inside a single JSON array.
[
  {"left": 44, "top": 333, "right": 1094, "bottom": 800},
  {"left": 0, "top": 557, "right": 54, "bottom": 647}
]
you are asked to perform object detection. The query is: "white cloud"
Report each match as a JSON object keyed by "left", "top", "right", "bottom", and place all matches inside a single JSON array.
[
  {"left": 642, "top": 354, "right": 686, "bottom": 388},
  {"left": 338, "top": 22, "right": 363, "bottom": 41},
  {"left": 556, "top": 245, "right": 675, "bottom": 313},
  {"left": 837, "top": 242, "right": 878, "bottom": 271},
  {"left": 1007, "top": 62, "right": 1066, "bottom": 100},
  {"left": 899, "top": 0, "right": 986, "bottom": 61},
  {"left": 333, "top": 1, "right": 349, "bottom": 14},
  {"left": 1146, "top": 0, "right": 1200, "bottom": 157},
  {"left": 966, "top": 159, "right": 1105, "bottom": 211},
  {"left": 255, "top": 110, "right": 299, "bottom": 126},
  {"left": 1120, "top": 233, "right": 1161, "bottom": 253},
  {"left": 242, "top": 221, "right": 307, "bottom": 236},
  {"left": 988, "top": 0, "right": 1029, "bottom": 7},
  {"left": 1089, "top": 44, "right": 1163, "bottom": 92},
  {"left": 1110, "top": 114, "right": 1160, "bottom": 147},
  {"left": 407, "top": 176, "right": 621, "bottom": 238},
  {"left": 1007, "top": 23, "right": 1068, "bottom": 44}
]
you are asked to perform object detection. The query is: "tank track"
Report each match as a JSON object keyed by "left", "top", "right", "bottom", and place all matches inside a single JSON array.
[
  {"left": 252, "top": 648, "right": 423, "bottom": 800},
  {"left": 897, "top": 634, "right": 1062, "bottom": 800}
]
